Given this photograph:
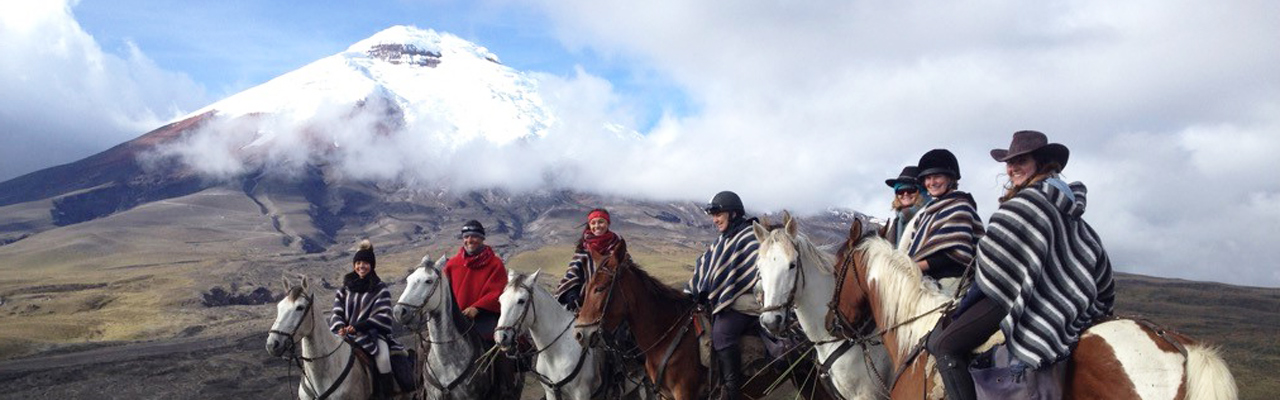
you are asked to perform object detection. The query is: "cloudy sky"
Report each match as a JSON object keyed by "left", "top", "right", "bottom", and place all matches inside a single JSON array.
[{"left": 2, "top": 0, "right": 1277, "bottom": 287}]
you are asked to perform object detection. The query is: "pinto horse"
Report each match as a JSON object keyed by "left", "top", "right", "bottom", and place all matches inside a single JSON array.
[
  {"left": 829, "top": 219, "right": 1238, "bottom": 399},
  {"left": 572, "top": 240, "right": 835, "bottom": 400}
]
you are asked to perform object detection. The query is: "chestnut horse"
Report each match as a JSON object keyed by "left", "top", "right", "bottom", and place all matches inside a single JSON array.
[
  {"left": 829, "top": 219, "right": 1238, "bottom": 399},
  {"left": 572, "top": 240, "right": 834, "bottom": 400}
]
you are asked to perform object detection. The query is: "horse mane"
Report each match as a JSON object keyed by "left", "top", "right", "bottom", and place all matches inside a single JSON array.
[
  {"left": 616, "top": 254, "right": 691, "bottom": 308},
  {"left": 852, "top": 236, "right": 950, "bottom": 353},
  {"left": 288, "top": 285, "right": 304, "bottom": 301}
]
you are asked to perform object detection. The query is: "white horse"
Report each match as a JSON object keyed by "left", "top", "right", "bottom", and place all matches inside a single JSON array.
[
  {"left": 267, "top": 277, "right": 374, "bottom": 399},
  {"left": 753, "top": 212, "right": 893, "bottom": 400},
  {"left": 392, "top": 254, "right": 495, "bottom": 400},
  {"left": 495, "top": 270, "right": 604, "bottom": 400}
]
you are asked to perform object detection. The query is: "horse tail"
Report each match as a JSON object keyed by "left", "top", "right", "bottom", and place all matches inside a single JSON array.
[{"left": 1184, "top": 344, "right": 1237, "bottom": 400}]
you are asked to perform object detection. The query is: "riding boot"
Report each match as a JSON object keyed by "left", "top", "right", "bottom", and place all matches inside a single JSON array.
[
  {"left": 495, "top": 356, "right": 519, "bottom": 400},
  {"left": 372, "top": 373, "right": 394, "bottom": 399},
  {"left": 935, "top": 354, "right": 977, "bottom": 400},
  {"left": 716, "top": 345, "right": 743, "bottom": 400}
]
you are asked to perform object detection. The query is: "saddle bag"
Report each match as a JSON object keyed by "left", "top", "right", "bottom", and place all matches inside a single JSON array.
[
  {"left": 390, "top": 348, "right": 417, "bottom": 392},
  {"left": 969, "top": 344, "right": 1066, "bottom": 400}
]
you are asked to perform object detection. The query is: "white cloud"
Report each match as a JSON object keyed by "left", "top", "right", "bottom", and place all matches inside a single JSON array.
[
  {"left": 0, "top": 0, "right": 207, "bottom": 181},
  {"left": 510, "top": 0, "right": 1280, "bottom": 286}
]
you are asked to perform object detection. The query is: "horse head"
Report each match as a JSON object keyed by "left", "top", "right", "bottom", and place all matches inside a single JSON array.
[
  {"left": 753, "top": 211, "right": 805, "bottom": 336},
  {"left": 832, "top": 217, "right": 876, "bottom": 329},
  {"left": 573, "top": 239, "right": 630, "bottom": 346},
  {"left": 495, "top": 269, "right": 542, "bottom": 351},
  {"left": 394, "top": 253, "right": 448, "bottom": 330},
  {"left": 266, "top": 276, "right": 313, "bottom": 357}
]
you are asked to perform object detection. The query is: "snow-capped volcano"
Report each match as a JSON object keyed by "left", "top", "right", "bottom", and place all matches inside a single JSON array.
[{"left": 185, "top": 25, "right": 555, "bottom": 148}]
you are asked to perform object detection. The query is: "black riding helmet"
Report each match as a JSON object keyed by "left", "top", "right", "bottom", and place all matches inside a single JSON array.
[
  {"left": 703, "top": 191, "right": 745, "bottom": 215},
  {"left": 917, "top": 149, "right": 962, "bottom": 180}
]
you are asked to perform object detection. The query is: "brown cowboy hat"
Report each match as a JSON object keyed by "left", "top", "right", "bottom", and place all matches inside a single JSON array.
[{"left": 990, "top": 130, "right": 1070, "bottom": 169}]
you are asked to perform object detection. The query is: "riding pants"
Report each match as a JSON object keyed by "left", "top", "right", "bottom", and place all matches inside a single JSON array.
[
  {"left": 712, "top": 309, "right": 758, "bottom": 351},
  {"left": 375, "top": 338, "right": 391, "bottom": 373}
]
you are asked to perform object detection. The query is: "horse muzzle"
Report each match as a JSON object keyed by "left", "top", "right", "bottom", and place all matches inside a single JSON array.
[
  {"left": 760, "top": 311, "right": 787, "bottom": 337},
  {"left": 574, "top": 326, "right": 600, "bottom": 347},
  {"left": 265, "top": 336, "right": 292, "bottom": 357}
]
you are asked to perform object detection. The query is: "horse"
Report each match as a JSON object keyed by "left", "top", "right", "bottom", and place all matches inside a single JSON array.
[
  {"left": 828, "top": 218, "right": 1238, "bottom": 399},
  {"left": 753, "top": 211, "right": 893, "bottom": 399},
  {"left": 572, "top": 239, "right": 835, "bottom": 400},
  {"left": 494, "top": 269, "right": 603, "bottom": 399},
  {"left": 266, "top": 277, "right": 375, "bottom": 399},
  {"left": 392, "top": 254, "right": 500, "bottom": 400}
]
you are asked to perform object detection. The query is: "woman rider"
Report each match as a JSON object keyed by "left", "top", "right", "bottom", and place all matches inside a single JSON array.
[
  {"left": 901, "top": 149, "right": 985, "bottom": 294},
  {"left": 555, "top": 208, "right": 624, "bottom": 311},
  {"left": 685, "top": 190, "right": 761, "bottom": 400},
  {"left": 880, "top": 165, "right": 930, "bottom": 248},
  {"left": 330, "top": 239, "right": 403, "bottom": 399},
  {"left": 926, "top": 130, "right": 1115, "bottom": 400}
]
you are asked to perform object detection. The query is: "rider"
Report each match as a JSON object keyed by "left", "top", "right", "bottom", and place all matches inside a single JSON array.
[
  {"left": 880, "top": 165, "right": 929, "bottom": 248},
  {"left": 555, "top": 208, "right": 625, "bottom": 311},
  {"left": 442, "top": 220, "right": 519, "bottom": 397},
  {"left": 685, "top": 190, "right": 761, "bottom": 400},
  {"left": 927, "top": 131, "right": 1115, "bottom": 400},
  {"left": 330, "top": 239, "right": 403, "bottom": 399},
  {"left": 901, "top": 149, "right": 984, "bottom": 294}
]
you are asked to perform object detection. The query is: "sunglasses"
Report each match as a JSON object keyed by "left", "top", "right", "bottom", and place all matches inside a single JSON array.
[{"left": 895, "top": 188, "right": 918, "bottom": 196}]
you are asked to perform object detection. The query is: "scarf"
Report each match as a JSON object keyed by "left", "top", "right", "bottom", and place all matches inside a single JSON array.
[
  {"left": 342, "top": 271, "right": 382, "bottom": 293},
  {"left": 582, "top": 229, "right": 620, "bottom": 255}
]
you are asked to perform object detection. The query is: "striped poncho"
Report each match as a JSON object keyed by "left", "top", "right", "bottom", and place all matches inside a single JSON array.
[
  {"left": 684, "top": 218, "right": 760, "bottom": 315},
  {"left": 330, "top": 280, "right": 404, "bottom": 356},
  {"left": 975, "top": 179, "right": 1115, "bottom": 368},
  {"left": 903, "top": 191, "right": 984, "bottom": 279},
  {"left": 554, "top": 237, "right": 626, "bottom": 309}
]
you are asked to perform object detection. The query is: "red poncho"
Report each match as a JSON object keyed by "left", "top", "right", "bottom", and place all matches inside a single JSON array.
[{"left": 443, "top": 245, "right": 508, "bottom": 313}]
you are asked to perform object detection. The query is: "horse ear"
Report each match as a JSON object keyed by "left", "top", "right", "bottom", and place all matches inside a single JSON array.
[
  {"left": 752, "top": 221, "right": 768, "bottom": 242},
  {"left": 435, "top": 254, "right": 448, "bottom": 269},
  {"left": 783, "top": 210, "right": 797, "bottom": 236},
  {"left": 612, "top": 240, "right": 628, "bottom": 263},
  {"left": 301, "top": 276, "right": 309, "bottom": 292},
  {"left": 849, "top": 217, "right": 865, "bottom": 240},
  {"left": 281, "top": 276, "right": 291, "bottom": 292},
  {"left": 528, "top": 269, "right": 542, "bottom": 285},
  {"left": 420, "top": 253, "right": 433, "bottom": 268}
]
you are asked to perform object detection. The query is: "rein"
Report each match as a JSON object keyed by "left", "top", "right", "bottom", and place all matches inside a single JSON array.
[{"left": 496, "top": 281, "right": 593, "bottom": 399}]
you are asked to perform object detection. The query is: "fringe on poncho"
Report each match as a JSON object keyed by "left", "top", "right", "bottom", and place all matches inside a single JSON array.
[
  {"left": 684, "top": 218, "right": 760, "bottom": 315},
  {"left": 554, "top": 237, "right": 626, "bottom": 309},
  {"left": 975, "top": 179, "right": 1115, "bottom": 368}
]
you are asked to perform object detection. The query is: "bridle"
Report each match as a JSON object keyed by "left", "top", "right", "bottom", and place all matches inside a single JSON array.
[
  {"left": 496, "top": 280, "right": 597, "bottom": 399},
  {"left": 396, "top": 265, "right": 442, "bottom": 331},
  {"left": 270, "top": 292, "right": 355, "bottom": 400},
  {"left": 573, "top": 260, "right": 621, "bottom": 331}
]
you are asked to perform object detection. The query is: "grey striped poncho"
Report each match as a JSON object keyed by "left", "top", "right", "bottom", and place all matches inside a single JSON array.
[
  {"left": 684, "top": 218, "right": 760, "bottom": 315},
  {"left": 904, "top": 191, "right": 984, "bottom": 276},
  {"left": 975, "top": 179, "right": 1115, "bottom": 368},
  {"left": 330, "top": 281, "right": 404, "bottom": 356},
  {"left": 554, "top": 237, "right": 626, "bottom": 309}
]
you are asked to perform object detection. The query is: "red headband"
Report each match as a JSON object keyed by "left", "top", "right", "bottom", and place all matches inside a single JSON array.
[{"left": 587, "top": 210, "right": 610, "bottom": 224}]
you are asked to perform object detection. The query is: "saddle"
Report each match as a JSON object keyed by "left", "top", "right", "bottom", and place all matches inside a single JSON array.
[
  {"left": 344, "top": 338, "right": 418, "bottom": 394},
  {"left": 693, "top": 312, "right": 770, "bottom": 375}
]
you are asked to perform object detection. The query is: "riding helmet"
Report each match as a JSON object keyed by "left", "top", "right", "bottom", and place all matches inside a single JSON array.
[
  {"left": 917, "top": 149, "right": 961, "bottom": 180},
  {"left": 704, "top": 191, "right": 745, "bottom": 215}
]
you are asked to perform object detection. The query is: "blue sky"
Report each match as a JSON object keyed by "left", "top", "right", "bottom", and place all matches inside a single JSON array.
[
  {"left": 70, "top": 0, "right": 689, "bottom": 128},
  {"left": 2, "top": 0, "right": 1279, "bottom": 287}
]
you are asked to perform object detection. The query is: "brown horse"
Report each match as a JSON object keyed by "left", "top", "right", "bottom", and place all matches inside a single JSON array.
[
  {"left": 572, "top": 240, "right": 834, "bottom": 400},
  {"left": 828, "top": 219, "right": 1238, "bottom": 399}
]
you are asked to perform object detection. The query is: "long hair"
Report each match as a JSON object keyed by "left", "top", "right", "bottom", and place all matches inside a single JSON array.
[{"left": 1000, "top": 157, "right": 1065, "bottom": 203}]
